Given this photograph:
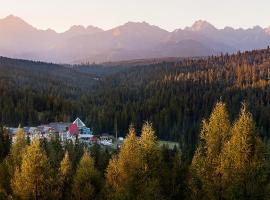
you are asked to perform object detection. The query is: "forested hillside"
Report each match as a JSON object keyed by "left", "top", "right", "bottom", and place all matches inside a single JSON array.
[{"left": 2, "top": 48, "right": 270, "bottom": 151}]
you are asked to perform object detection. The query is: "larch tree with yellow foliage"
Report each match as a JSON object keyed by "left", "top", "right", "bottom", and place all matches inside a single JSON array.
[
  {"left": 9, "top": 126, "right": 28, "bottom": 170},
  {"left": 137, "top": 122, "right": 163, "bottom": 200},
  {"left": 0, "top": 126, "right": 29, "bottom": 198},
  {"left": 106, "top": 122, "right": 163, "bottom": 200},
  {"left": 11, "top": 138, "right": 55, "bottom": 200},
  {"left": 59, "top": 151, "right": 72, "bottom": 200},
  {"left": 106, "top": 125, "right": 141, "bottom": 199},
  {"left": 190, "top": 102, "right": 231, "bottom": 200},
  {"left": 221, "top": 105, "right": 269, "bottom": 200}
]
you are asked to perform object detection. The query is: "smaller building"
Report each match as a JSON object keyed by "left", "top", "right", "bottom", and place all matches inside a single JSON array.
[{"left": 100, "top": 133, "right": 114, "bottom": 146}]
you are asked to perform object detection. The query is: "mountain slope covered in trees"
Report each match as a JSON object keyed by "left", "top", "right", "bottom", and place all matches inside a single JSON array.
[{"left": 2, "top": 48, "right": 270, "bottom": 152}]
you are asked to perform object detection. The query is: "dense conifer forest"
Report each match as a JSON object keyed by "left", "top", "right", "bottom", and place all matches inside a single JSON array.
[{"left": 2, "top": 48, "right": 270, "bottom": 150}]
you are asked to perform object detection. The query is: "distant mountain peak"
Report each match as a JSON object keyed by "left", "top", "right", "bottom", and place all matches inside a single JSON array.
[
  {"left": 0, "top": 14, "right": 36, "bottom": 32},
  {"left": 120, "top": 21, "right": 165, "bottom": 30},
  {"left": 86, "top": 25, "right": 103, "bottom": 32},
  {"left": 69, "top": 25, "right": 86, "bottom": 31},
  {"left": 2, "top": 14, "right": 29, "bottom": 25},
  {"left": 4, "top": 14, "right": 19, "bottom": 20},
  {"left": 188, "top": 20, "right": 217, "bottom": 32},
  {"left": 63, "top": 25, "right": 103, "bottom": 37},
  {"left": 120, "top": 21, "right": 153, "bottom": 29}
]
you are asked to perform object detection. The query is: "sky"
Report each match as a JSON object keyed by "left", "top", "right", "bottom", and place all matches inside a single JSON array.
[{"left": 0, "top": 0, "right": 270, "bottom": 32}]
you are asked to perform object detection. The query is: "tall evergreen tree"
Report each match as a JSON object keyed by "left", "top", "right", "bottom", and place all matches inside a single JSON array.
[
  {"left": 47, "top": 134, "right": 64, "bottom": 169},
  {"left": 0, "top": 161, "right": 10, "bottom": 199},
  {"left": 0, "top": 125, "right": 11, "bottom": 162},
  {"left": 64, "top": 137, "right": 84, "bottom": 170},
  {"left": 170, "top": 150, "right": 187, "bottom": 200}
]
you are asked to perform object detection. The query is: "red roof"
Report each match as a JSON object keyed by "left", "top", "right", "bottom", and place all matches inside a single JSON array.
[{"left": 69, "top": 124, "right": 79, "bottom": 135}]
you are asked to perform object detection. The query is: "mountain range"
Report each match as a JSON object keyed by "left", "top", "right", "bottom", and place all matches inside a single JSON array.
[{"left": 1, "top": 15, "right": 270, "bottom": 63}]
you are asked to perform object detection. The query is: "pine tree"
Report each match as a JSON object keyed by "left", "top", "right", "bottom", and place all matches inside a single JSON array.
[
  {"left": 11, "top": 138, "right": 55, "bottom": 200},
  {"left": 47, "top": 134, "right": 64, "bottom": 169},
  {"left": 0, "top": 161, "right": 10, "bottom": 199},
  {"left": 221, "top": 105, "right": 269, "bottom": 199},
  {"left": 72, "top": 150, "right": 101, "bottom": 200},
  {"left": 170, "top": 150, "right": 186, "bottom": 200},
  {"left": 59, "top": 151, "right": 72, "bottom": 200},
  {"left": 0, "top": 127, "right": 12, "bottom": 199},
  {"left": 64, "top": 137, "right": 84, "bottom": 170},
  {"left": 190, "top": 102, "right": 230, "bottom": 200}
]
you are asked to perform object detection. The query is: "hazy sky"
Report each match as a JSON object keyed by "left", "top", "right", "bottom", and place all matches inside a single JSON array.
[{"left": 1, "top": 0, "right": 270, "bottom": 32}]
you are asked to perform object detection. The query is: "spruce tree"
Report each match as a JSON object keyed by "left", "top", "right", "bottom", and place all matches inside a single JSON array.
[
  {"left": 0, "top": 125, "right": 11, "bottom": 162},
  {"left": 47, "top": 134, "right": 64, "bottom": 169},
  {"left": 0, "top": 161, "right": 10, "bottom": 199}
]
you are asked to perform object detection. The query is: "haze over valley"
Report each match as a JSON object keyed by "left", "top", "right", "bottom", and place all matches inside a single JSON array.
[{"left": 1, "top": 15, "right": 270, "bottom": 63}]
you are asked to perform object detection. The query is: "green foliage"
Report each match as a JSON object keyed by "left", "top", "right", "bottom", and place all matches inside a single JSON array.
[
  {"left": 46, "top": 134, "right": 64, "bottom": 169},
  {"left": 0, "top": 161, "right": 10, "bottom": 199},
  {"left": 64, "top": 137, "right": 84, "bottom": 170},
  {"left": 89, "top": 144, "right": 112, "bottom": 174},
  {"left": 3, "top": 49, "right": 270, "bottom": 149},
  {"left": 160, "top": 147, "right": 187, "bottom": 200},
  {"left": 72, "top": 150, "right": 102, "bottom": 200},
  {"left": 0, "top": 125, "right": 11, "bottom": 162}
]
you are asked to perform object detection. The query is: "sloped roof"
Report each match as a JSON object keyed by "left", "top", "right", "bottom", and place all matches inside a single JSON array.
[
  {"left": 69, "top": 124, "right": 79, "bottom": 135},
  {"left": 72, "top": 117, "right": 86, "bottom": 128}
]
